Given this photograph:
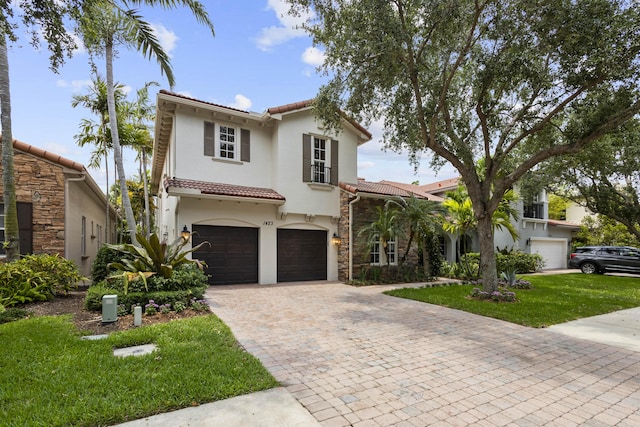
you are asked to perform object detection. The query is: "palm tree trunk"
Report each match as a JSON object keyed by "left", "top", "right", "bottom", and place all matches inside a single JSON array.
[
  {"left": 104, "top": 143, "right": 110, "bottom": 243},
  {"left": 0, "top": 35, "right": 20, "bottom": 261},
  {"left": 105, "top": 37, "right": 137, "bottom": 244},
  {"left": 142, "top": 147, "right": 151, "bottom": 238}
]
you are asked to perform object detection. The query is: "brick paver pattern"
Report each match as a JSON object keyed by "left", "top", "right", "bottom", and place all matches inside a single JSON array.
[{"left": 205, "top": 282, "right": 640, "bottom": 426}]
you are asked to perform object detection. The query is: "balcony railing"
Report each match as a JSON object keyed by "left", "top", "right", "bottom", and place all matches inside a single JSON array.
[
  {"left": 311, "top": 164, "right": 331, "bottom": 184},
  {"left": 523, "top": 202, "right": 544, "bottom": 219}
]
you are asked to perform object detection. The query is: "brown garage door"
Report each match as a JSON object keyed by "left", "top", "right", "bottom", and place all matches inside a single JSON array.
[
  {"left": 192, "top": 225, "right": 258, "bottom": 285},
  {"left": 277, "top": 229, "right": 327, "bottom": 282}
]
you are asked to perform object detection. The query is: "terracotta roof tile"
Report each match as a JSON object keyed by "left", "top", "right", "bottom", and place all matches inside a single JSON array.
[
  {"left": 267, "top": 100, "right": 314, "bottom": 115},
  {"left": 419, "top": 177, "right": 461, "bottom": 193},
  {"left": 2, "top": 137, "right": 85, "bottom": 172},
  {"left": 547, "top": 219, "right": 581, "bottom": 229},
  {"left": 340, "top": 179, "right": 443, "bottom": 201},
  {"left": 381, "top": 180, "right": 444, "bottom": 201},
  {"left": 165, "top": 178, "right": 285, "bottom": 201}
]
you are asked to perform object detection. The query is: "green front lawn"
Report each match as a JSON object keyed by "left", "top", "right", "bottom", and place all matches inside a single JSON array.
[
  {"left": 0, "top": 314, "right": 278, "bottom": 427},
  {"left": 385, "top": 273, "right": 640, "bottom": 328}
]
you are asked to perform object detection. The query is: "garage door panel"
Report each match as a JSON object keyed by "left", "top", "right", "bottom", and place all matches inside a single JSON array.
[
  {"left": 193, "top": 225, "right": 258, "bottom": 285},
  {"left": 531, "top": 240, "right": 566, "bottom": 270},
  {"left": 277, "top": 229, "right": 327, "bottom": 282}
]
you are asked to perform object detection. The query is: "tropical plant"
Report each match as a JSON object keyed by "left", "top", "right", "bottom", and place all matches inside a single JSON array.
[
  {"left": 358, "top": 205, "right": 402, "bottom": 267},
  {"left": 74, "top": 0, "right": 214, "bottom": 244},
  {"left": 106, "top": 232, "right": 209, "bottom": 293},
  {"left": 387, "top": 194, "right": 446, "bottom": 275}
]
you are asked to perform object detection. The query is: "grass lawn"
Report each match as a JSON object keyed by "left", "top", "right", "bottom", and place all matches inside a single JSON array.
[
  {"left": 0, "top": 314, "right": 278, "bottom": 427},
  {"left": 385, "top": 273, "right": 640, "bottom": 328}
]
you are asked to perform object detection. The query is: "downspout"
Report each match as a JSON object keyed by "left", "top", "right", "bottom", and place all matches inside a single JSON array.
[{"left": 348, "top": 193, "right": 361, "bottom": 281}]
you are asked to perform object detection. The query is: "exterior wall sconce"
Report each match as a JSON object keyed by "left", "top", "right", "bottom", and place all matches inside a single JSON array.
[
  {"left": 181, "top": 225, "right": 191, "bottom": 242},
  {"left": 331, "top": 233, "right": 342, "bottom": 246},
  {"left": 525, "top": 238, "right": 531, "bottom": 246}
]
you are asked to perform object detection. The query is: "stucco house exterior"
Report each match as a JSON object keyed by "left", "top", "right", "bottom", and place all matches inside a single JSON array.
[
  {"left": 0, "top": 138, "right": 115, "bottom": 277},
  {"left": 151, "top": 91, "right": 371, "bottom": 285}
]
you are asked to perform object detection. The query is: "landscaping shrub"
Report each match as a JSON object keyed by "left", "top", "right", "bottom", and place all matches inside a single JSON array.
[
  {"left": 462, "top": 251, "right": 544, "bottom": 275},
  {"left": 0, "top": 254, "right": 84, "bottom": 307},
  {"left": 0, "top": 307, "right": 29, "bottom": 324},
  {"left": 84, "top": 283, "right": 207, "bottom": 313},
  {"left": 85, "top": 264, "right": 209, "bottom": 313},
  {"left": 91, "top": 245, "right": 133, "bottom": 283}
]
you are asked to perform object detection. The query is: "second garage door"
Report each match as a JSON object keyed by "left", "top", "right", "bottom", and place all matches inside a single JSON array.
[
  {"left": 277, "top": 229, "right": 327, "bottom": 282},
  {"left": 192, "top": 225, "right": 258, "bottom": 285}
]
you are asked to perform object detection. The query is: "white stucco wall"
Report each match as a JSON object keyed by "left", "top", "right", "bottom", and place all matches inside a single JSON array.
[
  {"left": 173, "top": 111, "right": 273, "bottom": 188},
  {"left": 178, "top": 197, "right": 339, "bottom": 284}
]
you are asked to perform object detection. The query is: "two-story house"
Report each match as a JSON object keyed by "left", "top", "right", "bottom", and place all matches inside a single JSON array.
[{"left": 151, "top": 91, "right": 371, "bottom": 285}]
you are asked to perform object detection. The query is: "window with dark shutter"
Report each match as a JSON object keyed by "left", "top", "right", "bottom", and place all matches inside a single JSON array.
[
  {"left": 204, "top": 121, "right": 215, "bottom": 156},
  {"left": 241, "top": 129, "right": 251, "bottom": 162},
  {"left": 302, "top": 134, "right": 311, "bottom": 182}
]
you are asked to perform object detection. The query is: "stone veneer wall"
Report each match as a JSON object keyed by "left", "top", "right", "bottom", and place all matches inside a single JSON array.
[
  {"left": 0, "top": 151, "right": 66, "bottom": 255},
  {"left": 338, "top": 191, "right": 419, "bottom": 281}
]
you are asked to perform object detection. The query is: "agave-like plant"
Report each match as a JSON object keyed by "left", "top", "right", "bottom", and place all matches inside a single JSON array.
[{"left": 106, "top": 233, "right": 209, "bottom": 293}]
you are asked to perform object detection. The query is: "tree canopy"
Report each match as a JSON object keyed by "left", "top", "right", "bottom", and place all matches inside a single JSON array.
[{"left": 288, "top": 0, "right": 640, "bottom": 291}]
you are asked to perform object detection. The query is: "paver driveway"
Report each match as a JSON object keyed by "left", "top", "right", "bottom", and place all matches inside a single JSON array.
[{"left": 205, "top": 282, "right": 640, "bottom": 426}]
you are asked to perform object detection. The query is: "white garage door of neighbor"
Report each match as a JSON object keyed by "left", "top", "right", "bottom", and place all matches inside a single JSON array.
[{"left": 531, "top": 239, "right": 567, "bottom": 269}]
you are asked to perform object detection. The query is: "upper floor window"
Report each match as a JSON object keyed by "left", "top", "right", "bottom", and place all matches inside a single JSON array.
[
  {"left": 313, "top": 137, "right": 329, "bottom": 183},
  {"left": 219, "top": 126, "right": 236, "bottom": 159},
  {"left": 204, "top": 121, "right": 250, "bottom": 162},
  {"left": 302, "top": 133, "right": 338, "bottom": 185},
  {"left": 524, "top": 194, "right": 544, "bottom": 219}
]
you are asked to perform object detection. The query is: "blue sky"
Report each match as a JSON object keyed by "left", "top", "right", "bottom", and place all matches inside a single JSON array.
[{"left": 7, "top": 0, "right": 456, "bottom": 192}]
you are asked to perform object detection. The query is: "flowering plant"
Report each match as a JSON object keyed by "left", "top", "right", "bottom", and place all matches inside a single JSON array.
[
  {"left": 145, "top": 299, "right": 159, "bottom": 315},
  {"left": 173, "top": 301, "right": 187, "bottom": 312},
  {"left": 159, "top": 303, "right": 172, "bottom": 314},
  {"left": 191, "top": 298, "right": 210, "bottom": 312}
]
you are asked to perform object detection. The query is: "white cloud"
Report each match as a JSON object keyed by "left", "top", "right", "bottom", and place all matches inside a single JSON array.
[
  {"left": 56, "top": 79, "right": 92, "bottom": 92},
  {"left": 301, "top": 46, "right": 324, "bottom": 66},
  {"left": 230, "top": 94, "right": 252, "bottom": 111},
  {"left": 255, "top": 0, "right": 312, "bottom": 51},
  {"left": 69, "top": 32, "right": 86, "bottom": 55},
  {"left": 150, "top": 23, "right": 178, "bottom": 57}
]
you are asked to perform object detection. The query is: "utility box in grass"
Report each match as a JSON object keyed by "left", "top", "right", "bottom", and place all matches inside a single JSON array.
[{"left": 102, "top": 295, "right": 118, "bottom": 323}]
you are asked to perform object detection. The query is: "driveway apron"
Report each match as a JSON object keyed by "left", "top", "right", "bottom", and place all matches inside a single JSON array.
[{"left": 206, "top": 282, "right": 640, "bottom": 427}]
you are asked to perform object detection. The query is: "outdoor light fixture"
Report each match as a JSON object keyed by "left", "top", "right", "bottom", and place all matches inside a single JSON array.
[
  {"left": 181, "top": 225, "right": 191, "bottom": 242},
  {"left": 331, "top": 233, "right": 342, "bottom": 246}
]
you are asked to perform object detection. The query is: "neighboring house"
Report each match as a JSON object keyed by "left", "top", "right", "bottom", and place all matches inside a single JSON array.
[
  {"left": 151, "top": 91, "right": 371, "bottom": 285},
  {"left": 337, "top": 179, "right": 444, "bottom": 281},
  {"left": 0, "top": 138, "right": 116, "bottom": 278}
]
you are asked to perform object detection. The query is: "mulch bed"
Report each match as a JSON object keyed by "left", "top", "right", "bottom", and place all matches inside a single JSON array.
[{"left": 22, "top": 289, "right": 209, "bottom": 335}]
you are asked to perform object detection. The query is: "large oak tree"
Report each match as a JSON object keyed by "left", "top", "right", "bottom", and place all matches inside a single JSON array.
[{"left": 288, "top": 0, "right": 640, "bottom": 292}]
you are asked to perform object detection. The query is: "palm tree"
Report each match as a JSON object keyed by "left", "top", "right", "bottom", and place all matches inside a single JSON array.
[
  {"left": 388, "top": 195, "right": 447, "bottom": 275},
  {"left": 72, "top": 73, "right": 128, "bottom": 241},
  {"left": 358, "top": 206, "right": 402, "bottom": 268},
  {"left": 0, "top": 36, "right": 19, "bottom": 260},
  {"left": 122, "top": 81, "right": 158, "bottom": 238},
  {"left": 442, "top": 184, "right": 520, "bottom": 277},
  {"left": 75, "top": 0, "right": 214, "bottom": 244}
]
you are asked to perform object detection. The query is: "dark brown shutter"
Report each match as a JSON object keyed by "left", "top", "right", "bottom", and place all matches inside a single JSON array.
[
  {"left": 204, "top": 121, "right": 215, "bottom": 156},
  {"left": 17, "top": 202, "right": 33, "bottom": 254},
  {"left": 302, "top": 134, "right": 311, "bottom": 182},
  {"left": 330, "top": 139, "right": 339, "bottom": 185},
  {"left": 241, "top": 129, "right": 250, "bottom": 162}
]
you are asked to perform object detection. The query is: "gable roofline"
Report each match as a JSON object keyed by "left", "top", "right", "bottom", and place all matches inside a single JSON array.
[{"left": 418, "top": 176, "right": 461, "bottom": 193}]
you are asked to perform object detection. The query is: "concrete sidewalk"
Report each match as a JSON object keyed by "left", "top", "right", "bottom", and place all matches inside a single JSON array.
[
  {"left": 113, "top": 387, "right": 319, "bottom": 426},
  {"left": 548, "top": 306, "right": 640, "bottom": 352}
]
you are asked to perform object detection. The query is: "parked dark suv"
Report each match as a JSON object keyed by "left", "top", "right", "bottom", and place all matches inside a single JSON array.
[{"left": 569, "top": 246, "right": 640, "bottom": 274}]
